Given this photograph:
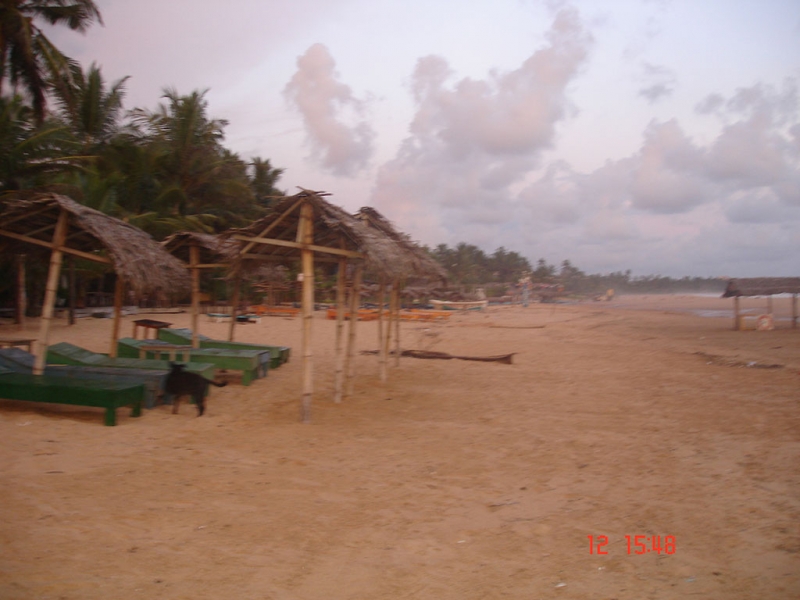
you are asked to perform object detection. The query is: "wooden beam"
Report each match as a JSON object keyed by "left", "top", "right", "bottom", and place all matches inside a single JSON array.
[
  {"left": 190, "top": 244, "right": 201, "bottom": 348},
  {"left": 240, "top": 196, "right": 304, "bottom": 255},
  {"left": 300, "top": 202, "right": 315, "bottom": 423},
  {"left": 0, "top": 228, "right": 112, "bottom": 264},
  {"left": 108, "top": 276, "right": 124, "bottom": 357},
  {"left": 333, "top": 255, "right": 347, "bottom": 403},
  {"left": 34, "top": 209, "right": 69, "bottom": 374},
  {"left": 15, "top": 254, "right": 26, "bottom": 328},
  {"left": 231, "top": 234, "right": 364, "bottom": 259},
  {"left": 344, "top": 264, "right": 363, "bottom": 401}
]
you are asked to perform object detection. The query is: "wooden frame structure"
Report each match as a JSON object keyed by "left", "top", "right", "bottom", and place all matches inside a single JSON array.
[
  {"left": 722, "top": 277, "right": 800, "bottom": 330},
  {"left": 224, "top": 189, "right": 410, "bottom": 422},
  {"left": 0, "top": 194, "right": 190, "bottom": 373}
]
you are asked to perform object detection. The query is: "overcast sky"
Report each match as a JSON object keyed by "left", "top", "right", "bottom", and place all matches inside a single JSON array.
[{"left": 48, "top": 0, "right": 800, "bottom": 277}]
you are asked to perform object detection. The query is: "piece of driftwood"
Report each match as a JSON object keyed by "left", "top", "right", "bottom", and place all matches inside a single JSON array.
[{"left": 362, "top": 349, "right": 515, "bottom": 364}]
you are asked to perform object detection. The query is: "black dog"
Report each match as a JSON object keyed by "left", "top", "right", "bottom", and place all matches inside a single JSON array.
[{"left": 164, "top": 363, "right": 227, "bottom": 416}]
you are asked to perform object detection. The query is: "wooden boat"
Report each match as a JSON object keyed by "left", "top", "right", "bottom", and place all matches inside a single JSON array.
[{"left": 429, "top": 299, "right": 488, "bottom": 311}]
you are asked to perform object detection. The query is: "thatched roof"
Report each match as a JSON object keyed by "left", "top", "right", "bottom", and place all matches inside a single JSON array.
[
  {"left": 162, "top": 231, "right": 239, "bottom": 266},
  {"left": 355, "top": 207, "right": 448, "bottom": 282},
  {"left": 0, "top": 193, "right": 190, "bottom": 293},
  {"left": 722, "top": 277, "right": 800, "bottom": 297},
  {"left": 224, "top": 189, "right": 413, "bottom": 279}
]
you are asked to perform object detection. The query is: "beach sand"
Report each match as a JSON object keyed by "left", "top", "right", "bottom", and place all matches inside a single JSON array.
[{"left": 1, "top": 294, "right": 798, "bottom": 599}]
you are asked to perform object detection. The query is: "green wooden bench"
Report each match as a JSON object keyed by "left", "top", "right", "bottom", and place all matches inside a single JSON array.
[
  {"left": 0, "top": 369, "right": 144, "bottom": 426},
  {"left": 0, "top": 348, "right": 168, "bottom": 409},
  {"left": 46, "top": 342, "right": 217, "bottom": 382},
  {"left": 157, "top": 327, "right": 290, "bottom": 369},
  {"left": 116, "top": 337, "right": 266, "bottom": 385}
]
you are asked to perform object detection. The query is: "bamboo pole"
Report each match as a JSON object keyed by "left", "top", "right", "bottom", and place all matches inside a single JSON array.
[
  {"left": 190, "top": 244, "right": 200, "bottom": 348},
  {"left": 333, "top": 256, "right": 347, "bottom": 403},
  {"left": 300, "top": 202, "right": 315, "bottom": 422},
  {"left": 792, "top": 294, "right": 798, "bottom": 330},
  {"left": 378, "top": 277, "right": 387, "bottom": 382},
  {"left": 392, "top": 280, "right": 401, "bottom": 367},
  {"left": 733, "top": 296, "right": 741, "bottom": 331},
  {"left": 108, "top": 276, "right": 124, "bottom": 358},
  {"left": 227, "top": 268, "right": 241, "bottom": 342},
  {"left": 15, "top": 253, "right": 26, "bottom": 328},
  {"left": 68, "top": 257, "right": 76, "bottom": 326},
  {"left": 34, "top": 209, "right": 69, "bottom": 374},
  {"left": 344, "top": 264, "right": 363, "bottom": 400}
]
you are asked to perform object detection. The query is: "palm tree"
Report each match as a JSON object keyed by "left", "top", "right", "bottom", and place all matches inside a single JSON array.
[
  {"left": 0, "top": 93, "right": 74, "bottom": 191},
  {"left": 250, "top": 156, "right": 284, "bottom": 208},
  {"left": 0, "top": 0, "right": 102, "bottom": 124},
  {"left": 51, "top": 61, "right": 128, "bottom": 149}
]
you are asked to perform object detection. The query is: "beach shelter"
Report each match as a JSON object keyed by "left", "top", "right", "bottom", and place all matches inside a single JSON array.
[
  {"left": 722, "top": 277, "right": 800, "bottom": 330},
  {"left": 161, "top": 231, "right": 239, "bottom": 347},
  {"left": 0, "top": 194, "right": 190, "bottom": 372},
  {"left": 223, "top": 189, "right": 409, "bottom": 422},
  {"left": 354, "top": 207, "right": 447, "bottom": 380}
]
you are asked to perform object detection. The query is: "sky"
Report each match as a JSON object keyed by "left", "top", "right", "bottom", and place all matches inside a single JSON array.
[{"left": 46, "top": 0, "right": 800, "bottom": 277}]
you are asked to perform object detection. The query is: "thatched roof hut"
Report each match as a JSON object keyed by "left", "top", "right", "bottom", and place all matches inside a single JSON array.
[
  {"left": 721, "top": 278, "right": 799, "bottom": 331},
  {"left": 721, "top": 278, "right": 800, "bottom": 297},
  {"left": 226, "top": 190, "right": 412, "bottom": 279},
  {"left": 354, "top": 207, "right": 447, "bottom": 282},
  {"left": 161, "top": 231, "right": 239, "bottom": 269},
  {"left": 222, "top": 189, "right": 420, "bottom": 422},
  {"left": 0, "top": 193, "right": 192, "bottom": 371},
  {"left": 0, "top": 194, "right": 190, "bottom": 293}
]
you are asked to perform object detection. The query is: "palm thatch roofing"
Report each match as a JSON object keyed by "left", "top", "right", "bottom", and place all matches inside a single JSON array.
[
  {"left": 224, "top": 189, "right": 413, "bottom": 279},
  {"left": 355, "top": 206, "right": 447, "bottom": 282},
  {"left": 722, "top": 278, "right": 800, "bottom": 297},
  {"left": 161, "top": 231, "right": 239, "bottom": 267},
  {"left": 0, "top": 193, "right": 190, "bottom": 293}
]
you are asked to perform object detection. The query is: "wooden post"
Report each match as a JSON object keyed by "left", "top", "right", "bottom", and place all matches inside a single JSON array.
[
  {"left": 190, "top": 244, "right": 200, "bottom": 348},
  {"left": 344, "top": 263, "right": 363, "bottom": 400},
  {"left": 733, "top": 296, "right": 741, "bottom": 331},
  {"left": 108, "top": 276, "right": 124, "bottom": 358},
  {"left": 34, "top": 209, "right": 69, "bottom": 374},
  {"left": 227, "top": 268, "right": 241, "bottom": 342},
  {"left": 299, "top": 202, "right": 315, "bottom": 422},
  {"left": 392, "top": 280, "right": 402, "bottom": 367},
  {"left": 767, "top": 295, "right": 773, "bottom": 315},
  {"left": 333, "top": 257, "right": 347, "bottom": 403},
  {"left": 68, "top": 257, "right": 76, "bottom": 326},
  {"left": 15, "top": 253, "right": 26, "bottom": 328},
  {"left": 378, "top": 277, "right": 387, "bottom": 383},
  {"left": 792, "top": 294, "right": 798, "bottom": 330}
]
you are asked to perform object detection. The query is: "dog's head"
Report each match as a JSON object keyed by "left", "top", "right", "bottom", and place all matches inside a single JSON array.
[{"left": 169, "top": 362, "right": 187, "bottom": 374}]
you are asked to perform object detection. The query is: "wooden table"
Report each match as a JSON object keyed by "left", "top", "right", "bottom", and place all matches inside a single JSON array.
[
  {"left": 137, "top": 343, "right": 192, "bottom": 362},
  {"left": 132, "top": 319, "right": 172, "bottom": 340},
  {"left": 0, "top": 337, "right": 37, "bottom": 353}
]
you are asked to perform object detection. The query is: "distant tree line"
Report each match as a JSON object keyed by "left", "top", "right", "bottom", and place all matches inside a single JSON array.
[{"left": 426, "top": 245, "right": 726, "bottom": 296}]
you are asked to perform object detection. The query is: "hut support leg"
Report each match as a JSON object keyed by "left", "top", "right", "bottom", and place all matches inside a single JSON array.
[
  {"left": 15, "top": 253, "right": 26, "bottom": 328},
  {"left": 392, "top": 281, "right": 401, "bottom": 367},
  {"left": 333, "top": 257, "right": 347, "bottom": 403},
  {"left": 34, "top": 209, "right": 68, "bottom": 374},
  {"left": 190, "top": 244, "right": 200, "bottom": 348},
  {"left": 300, "top": 203, "right": 315, "bottom": 422},
  {"left": 227, "top": 271, "right": 241, "bottom": 342},
  {"left": 108, "top": 277, "right": 124, "bottom": 358},
  {"left": 378, "top": 278, "right": 387, "bottom": 383},
  {"left": 344, "top": 265, "right": 362, "bottom": 401},
  {"left": 68, "top": 257, "right": 76, "bottom": 326}
]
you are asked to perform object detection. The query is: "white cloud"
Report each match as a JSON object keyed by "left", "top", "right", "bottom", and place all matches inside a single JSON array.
[{"left": 284, "top": 43, "right": 375, "bottom": 177}]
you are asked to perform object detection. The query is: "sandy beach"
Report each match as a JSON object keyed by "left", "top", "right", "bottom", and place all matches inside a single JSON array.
[{"left": 1, "top": 294, "right": 798, "bottom": 599}]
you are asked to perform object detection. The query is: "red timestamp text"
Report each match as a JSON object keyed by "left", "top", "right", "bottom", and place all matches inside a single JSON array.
[{"left": 588, "top": 535, "right": 676, "bottom": 555}]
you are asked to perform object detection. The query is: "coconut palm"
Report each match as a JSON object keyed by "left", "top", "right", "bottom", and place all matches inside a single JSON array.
[{"left": 0, "top": 0, "right": 102, "bottom": 124}]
